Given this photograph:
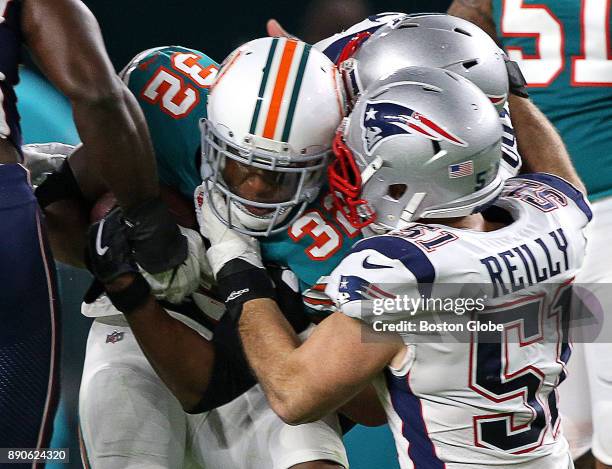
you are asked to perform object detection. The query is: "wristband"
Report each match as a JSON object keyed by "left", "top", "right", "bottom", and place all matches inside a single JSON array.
[
  {"left": 505, "top": 57, "right": 529, "bottom": 98},
  {"left": 216, "top": 259, "right": 277, "bottom": 323},
  {"left": 106, "top": 273, "right": 152, "bottom": 314}
]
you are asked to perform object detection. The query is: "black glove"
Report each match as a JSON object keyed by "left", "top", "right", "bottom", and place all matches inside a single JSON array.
[
  {"left": 122, "top": 198, "right": 188, "bottom": 274},
  {"left": 216, "top": 259, "right": 277, "bottom": 323},
  {"left": 84, "top": 207, "right": 151, "bottom": 313},
  {"left": 505, "top": 55, "right": 529, "bottom": 98},
  {"left": 86, "top": 207, "right": 136, "bottom": 284}
]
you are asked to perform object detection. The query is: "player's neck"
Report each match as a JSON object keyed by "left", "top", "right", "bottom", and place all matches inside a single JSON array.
[{"left": 423, "top": 213, "right": 506, "bottom": 232}]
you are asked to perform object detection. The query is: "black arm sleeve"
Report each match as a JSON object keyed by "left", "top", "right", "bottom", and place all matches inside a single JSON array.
[
  {"left": 189, "top": 264, "right": 312, "bottom": 413},
  {"left": 34, "top": 159, "right": 86, "bottom": 208}
]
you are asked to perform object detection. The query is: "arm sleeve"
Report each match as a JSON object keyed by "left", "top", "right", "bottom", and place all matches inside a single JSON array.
[{"left": 190, "top": 264, "right": 312, "bottom": 412}]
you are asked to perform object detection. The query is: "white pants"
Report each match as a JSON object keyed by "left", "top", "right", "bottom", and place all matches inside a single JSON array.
[
  {"left": 560, "top": 195, "right": 612, "bottom": 464},
  {"left": 79, "top": 318, "right": 348, "bottom": 469}
]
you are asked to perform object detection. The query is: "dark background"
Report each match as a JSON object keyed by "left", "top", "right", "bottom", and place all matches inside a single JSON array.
[{"left": 80, "top": 0, "right": 452, "bottom": 69}]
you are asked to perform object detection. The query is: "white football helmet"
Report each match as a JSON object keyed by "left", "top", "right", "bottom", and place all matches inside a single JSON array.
[{"left": 200, "top": 37, "right": 346, "bottom": 236}]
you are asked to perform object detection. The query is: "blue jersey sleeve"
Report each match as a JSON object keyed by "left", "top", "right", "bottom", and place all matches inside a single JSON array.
[{"left": 0, "top": 0, "right": 22, "bottom": 149}]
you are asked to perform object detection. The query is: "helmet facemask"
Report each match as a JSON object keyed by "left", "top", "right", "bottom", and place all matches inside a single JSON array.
[
  {"left": 336, "top": 32, "right": 371, "bottom": 106},
  {"left": 201, "top": 118, "right": 329, "bottom": 237},
  {"left": 329, "top": 130, "right": 377, "bottom": 229}
]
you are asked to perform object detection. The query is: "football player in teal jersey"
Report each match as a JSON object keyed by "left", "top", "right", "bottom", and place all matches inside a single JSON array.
[
  {"left": 446, "top": 3, "right": 612, "bottom": 468},
  {"left": 73, "top": 40, "right": 353, "bottom": 469}
]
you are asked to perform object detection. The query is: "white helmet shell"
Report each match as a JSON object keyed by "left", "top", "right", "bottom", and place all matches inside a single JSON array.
[{"left": 201, "top": 37, "right": 346, "bottom": 236}]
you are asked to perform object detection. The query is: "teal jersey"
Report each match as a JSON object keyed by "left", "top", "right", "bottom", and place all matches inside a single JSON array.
[
  {"left": 261, "top": 192, "right": 363, "bottom": 298},
  {"left": 122, "top": 46, "right": 219, "bottom": 199},
  {"left": 126, "top": 45, "right": 359, "bottom": 298},
  {"left": 492, "top": 0, "right": 612, "bottom": 201}
]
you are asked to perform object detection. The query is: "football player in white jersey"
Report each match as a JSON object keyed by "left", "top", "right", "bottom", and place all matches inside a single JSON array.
[{"left": 198, "top": 67, "right": 590, "bottom": 468}]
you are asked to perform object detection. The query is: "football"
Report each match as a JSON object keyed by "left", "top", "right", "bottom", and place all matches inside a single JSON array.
[{"left": 90, "top": 184, "right": 198, "bottom": 229}]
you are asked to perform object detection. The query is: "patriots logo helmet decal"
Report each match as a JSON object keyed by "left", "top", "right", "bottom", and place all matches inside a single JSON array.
[{"left": 361, "top": 100, "right": 467, "bottom": 155}]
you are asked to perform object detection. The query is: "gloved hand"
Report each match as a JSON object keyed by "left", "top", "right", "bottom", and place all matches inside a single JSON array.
[
  {"left": 22, "top": 142, "right": 76, "bottom": 186},
  {"left": 84, "top": 207, "right": 152, "bottom": 314},
  {"left": 194, "top": 184, "right": 275, "bottom": 322},
  {"left": 86, "top": 206, "right": 137, "bottom": 284},
  {"left": 122, "top": 197, "right": 188, "bottom": 274},
  {"left": 140, "top": 226, "right": 204, "bottom": 304},
  {"left": 86, "top": 208, "right": 205, "bottom": 310}
]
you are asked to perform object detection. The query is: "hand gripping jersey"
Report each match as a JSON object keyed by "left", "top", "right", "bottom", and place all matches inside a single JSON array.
[
  {"left": 325, "top": 174, "right": 592, "bottom": 468},
  {"left": 0, "top": 0, "right": 22, "bottom": 150},
  {"left": 492, "top": 0, "right": 612, "bottom": 201}
]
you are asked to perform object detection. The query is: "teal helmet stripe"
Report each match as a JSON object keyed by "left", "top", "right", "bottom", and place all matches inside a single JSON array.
[
  {"left": 249, "top": 38, "right": 279, "bottom": 134},
  {"left": 281, "top": 43, "right": 312, "bottom": 142}
]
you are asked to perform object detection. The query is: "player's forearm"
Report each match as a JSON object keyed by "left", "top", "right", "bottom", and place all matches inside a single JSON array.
[
  {"left": 239, "top": 299, "right": 328, "bottom": 424},
  {"left": 122, "top": 293, "right": 215, "bottom": 412},
  {"left": 23, "top": 0, "right": 159, "bottom": 209},
  {"left": 43, "top": 199, "right": 89, "bottom": 268},
  {"left": 71, "top": 84, "right": 159, "bottom": 208},
  {"left": 508, "top": 95, "right": 586, "bottom": 193},
  {"left": 447, "top": 0, "right": 498, "bottom": 40}
]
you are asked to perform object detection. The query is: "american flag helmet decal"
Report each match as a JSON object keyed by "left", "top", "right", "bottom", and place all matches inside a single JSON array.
[{"left": 448, "top": 160, "right": 474, "bottom": 178}]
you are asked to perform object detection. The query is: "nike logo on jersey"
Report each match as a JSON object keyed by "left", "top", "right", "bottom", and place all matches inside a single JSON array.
[
  {"left": 96, "top": 219, "right": 110, "bottom": 256},
  {"left": 362, "top": 256, "right": 394, "bottom": 270}
]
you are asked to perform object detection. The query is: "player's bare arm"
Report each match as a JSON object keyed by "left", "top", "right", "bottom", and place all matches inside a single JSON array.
[
  {"left": 105, "top": 274, "right": 216, "bottom": 412},
  {"left": 24, "top": 0, "right": 189, "bottom": 277},
  {"left": 22, "top": 0, "right": 158, "bottom": 208},
  {"left": 447, "top": 0, "right": 498, "bottom": 39},
  {"left": 239, "top": 298, "right": 402, "bottom": 424},
  {"left": 508, "top": 94, "right": 585, "bottom": 193}
]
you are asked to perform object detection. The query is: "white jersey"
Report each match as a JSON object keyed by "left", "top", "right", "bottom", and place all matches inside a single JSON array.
[{"left": 325, "top": 174, "right": 591, "bottom": 468}]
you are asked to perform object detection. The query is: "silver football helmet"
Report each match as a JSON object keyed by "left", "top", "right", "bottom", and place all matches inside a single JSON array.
[
  {"left": 329, "top": 66, "right": 504, "bottom": 233},
  {"left": 338, "top": 13, "right": 509, "bottom": 109},
  {"left": 201, "top": 37, "right": 345, "bottom": 236}
]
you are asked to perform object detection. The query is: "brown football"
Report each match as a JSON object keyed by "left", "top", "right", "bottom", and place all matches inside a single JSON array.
[{"left": 90, "top": 184, "right": 198, "bottom": 230}]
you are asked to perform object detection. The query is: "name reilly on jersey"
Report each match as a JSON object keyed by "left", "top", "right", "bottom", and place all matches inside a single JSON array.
[{"left": 480, "top": 227, "right": 570, "bottom": 298}]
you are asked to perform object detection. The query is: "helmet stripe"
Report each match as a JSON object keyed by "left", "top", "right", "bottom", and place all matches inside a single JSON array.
[
  {"left": 249, "top": 38, "right": 279, "bottom": 134},
  {"left": 263, "top": 39, "right": 298, "bottom": 139},
  {"left": 281, "top": 44, "right": 312, "bottom": 142}
]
